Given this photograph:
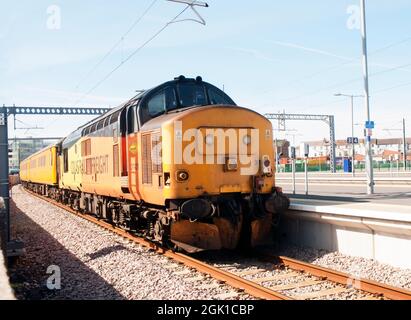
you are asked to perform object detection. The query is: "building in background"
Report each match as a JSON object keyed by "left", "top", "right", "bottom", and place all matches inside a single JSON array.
[
  {"left": 274, "top": 139, "right": 290, "bottom": 158},
  {"left": 300, "top": 138, "right": 411, "bottom": 162},
  {"left": 8, "top": 138, "right": 61, "bottom": 172}
]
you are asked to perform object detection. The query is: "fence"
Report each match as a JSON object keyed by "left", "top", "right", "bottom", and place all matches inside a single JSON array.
[{"left": 280, "top": 161, "right": 411, "bottom": 173}]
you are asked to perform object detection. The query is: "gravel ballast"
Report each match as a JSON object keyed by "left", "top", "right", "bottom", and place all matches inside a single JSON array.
[
  {"left": 278, "top": 245, "right": 411, "bottom": 291},
  {"left": 9, "top": 186, "right": 250, "bottom": 300},
  {"left": 8, "top": 185, "right": 411, "bottom": 300}
]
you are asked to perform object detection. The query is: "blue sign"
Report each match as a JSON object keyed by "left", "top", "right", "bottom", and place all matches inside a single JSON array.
[
  {"left": 365, "top": 121, "right": 375, "bottom": 129},
  {"left": 347, "top": 137, "right": 359, "bottom": 144}
]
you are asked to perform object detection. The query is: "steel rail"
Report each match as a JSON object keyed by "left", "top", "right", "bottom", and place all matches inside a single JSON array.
[
  {"left": 21, "top": 187, "right": 411, "bottom": 300},
  {"left": 257, "top": 251, "right": 411, "bottom": 300},
  {"left": 22, "top": 188, "right": 291, "bottom": 300}
]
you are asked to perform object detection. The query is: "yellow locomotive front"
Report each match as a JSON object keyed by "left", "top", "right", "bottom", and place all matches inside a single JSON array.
[
  {"left": 132, "top": 76, "right": 290, "bottom": 251},
  {"left": 156, "top": 106, "right": 280, "bottom": 250}
]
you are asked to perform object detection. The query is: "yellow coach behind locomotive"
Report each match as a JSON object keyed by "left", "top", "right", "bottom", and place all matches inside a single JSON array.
[{"left": 20, "top": 144, "right": 58, "bottom": 188}]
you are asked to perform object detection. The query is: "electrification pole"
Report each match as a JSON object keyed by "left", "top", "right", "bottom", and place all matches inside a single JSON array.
[
  {"left": 0, "top": 107, "right": 10, "bottom": 249},
  {"left": 360, "top": 0, "right": 375, "bottom": 194},
  {"left": 403, "top": 118, "right": 407, "bottom": 171}
]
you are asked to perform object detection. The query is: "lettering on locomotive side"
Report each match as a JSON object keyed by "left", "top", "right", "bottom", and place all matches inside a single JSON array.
[{"left": 70, "top": 155, "right": 109, "bottom": 175}]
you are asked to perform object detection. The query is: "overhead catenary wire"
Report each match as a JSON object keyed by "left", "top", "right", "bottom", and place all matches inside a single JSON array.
[
  {"left": 373, "top": 79, "right": 411, "bottom": 95},
  {"left": 74, "top": 0, "right": 199, "bottom": 105},
  {"left": 293, "top": 65, "right": 411, "bottom": 114},
  {"left": 277, "top": 60, "right": 411, "bottom": 104},
  {"left": 265, "top": 36, "right": 411, "bottom": 101},
  {"left": 74, "top": 0, "right": 159, "bottom": 91},
  {"left": 42, "top": 0, "right": 159, "bottom": 131},
  {"left": 293, "top": 36, "right": 411, "bottom": 87}
]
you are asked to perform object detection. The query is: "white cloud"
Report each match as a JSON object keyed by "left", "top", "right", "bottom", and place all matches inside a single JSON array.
[
  {"left": 225, "top": 46, "right": 286, "bottom": 64},
  {"left": 271, "top": 40, "right": 352, "bottom": 61}
]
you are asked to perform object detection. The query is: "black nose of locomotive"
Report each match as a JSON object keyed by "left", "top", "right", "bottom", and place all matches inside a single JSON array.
[{"left": 180, "top": 199, "right": 213, "bottom": 220}]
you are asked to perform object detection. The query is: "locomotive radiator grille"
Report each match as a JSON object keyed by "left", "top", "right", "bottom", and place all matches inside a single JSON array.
[
  {"left": 142, "top": 134, "right": 152, "bottom": 184},
  {"left": 151, "top": 132, "right": 162, "bottom": 174}
]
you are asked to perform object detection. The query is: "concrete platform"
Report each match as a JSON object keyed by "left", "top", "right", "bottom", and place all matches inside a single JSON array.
[
  {"left": 290, "top": 198, "right": 411, "bottom": 218},
  {"left": 0, "top": 197, "right": 15, "bottom": 300},
  {"left": 280, "top": 196, "right": 411, "bottom": 269},
  {"left": 276, "top": 175, "right": 411, "bottom": 185}
]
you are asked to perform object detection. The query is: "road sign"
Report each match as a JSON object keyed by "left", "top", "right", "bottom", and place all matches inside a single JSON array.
[
  {"left": 300, "top": 143, "right": 309, "bottom": 157},
  {"left": 365, "top": 121, "right": 375, "bottom": 129},
  {"left": 289, "top": 146, "right": 296, "bottom": 159},
  {"left": 347, "top": 137, "right": 359, "bottom": 144}
]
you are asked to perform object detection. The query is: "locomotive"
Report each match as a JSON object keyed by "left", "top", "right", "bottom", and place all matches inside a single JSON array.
[{"left": 20, "top": 76, "right": 289, "bottom": 252}]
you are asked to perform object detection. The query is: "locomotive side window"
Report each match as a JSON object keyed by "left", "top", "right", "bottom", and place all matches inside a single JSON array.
[
  {"left": 97, "top": 119, "right": 104, "bottom": 130},
  {"left": 127, "top": 106, "right": 137, "bottom": 134},
  {"left": 63, "top": 148, "right": 69, "bottom": 173},
  {"left": 110, "top": 111, "right": 120, "bottom": 125}
]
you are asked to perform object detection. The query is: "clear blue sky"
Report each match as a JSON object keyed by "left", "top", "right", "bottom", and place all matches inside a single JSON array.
[{"left": 1, "top": 0, "right": 410, "bottom": 144}]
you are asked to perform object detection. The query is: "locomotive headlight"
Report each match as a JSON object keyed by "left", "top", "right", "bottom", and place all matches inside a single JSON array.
[
  {"left": 205, "top": 134, "right": 214, "bottom": 145},
  {"left": 176, "top": 170, "right": 189, "bottom": 182},
  {"left": 243, "top": 135, "right": 252, "bottom": 145},
  {"left": 262, "top": 155, "right": 272, "bottom": 175}
]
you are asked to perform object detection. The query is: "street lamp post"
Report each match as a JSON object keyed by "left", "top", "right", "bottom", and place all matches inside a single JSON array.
[
  {"left": 334, "top": 93, "right": 363, "bottom": 177},
  {"left": 360, "top": 0, "right": 375, "bottom": 194}
]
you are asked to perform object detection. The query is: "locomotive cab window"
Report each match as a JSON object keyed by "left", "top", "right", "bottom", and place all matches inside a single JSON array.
[
  {"left": 207, "top": 86, "right": 235, "bottom": 105},
  {"left": 177, "top": 83, "right": 207, "bottom": 107},
  {"left": 140, "top": 87, "right": 176, "bottom": 124}
]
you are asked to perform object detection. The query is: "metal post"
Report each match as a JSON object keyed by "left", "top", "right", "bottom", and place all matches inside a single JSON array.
[
  {"left": 350, "top": 96, "right": 356, "bottom": 177},
  {"left": 0, "top": 107, "right": 10, "bottom": 248},
  {"left": 292, "top": 159, "right": 296, "bottom": 195},
  {"left": 329, "top": 116, "right": 337, "bottom": 173},
  {"left": 360, "top": 0, "right": 374, "bottom": 194},
  {"left": 403, "top": 118, "right": 407, "bottom": 171},
  {"left": 304, "top": 157, "right": 308, "bottom": 195},
  {"left": 275, "top": 137, "right": 278, "bottom": 173}
]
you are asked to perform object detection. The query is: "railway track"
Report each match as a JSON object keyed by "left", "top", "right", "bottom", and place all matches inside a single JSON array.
[{"left": 22, "top": 187, "right": 411, "bottom": 300}]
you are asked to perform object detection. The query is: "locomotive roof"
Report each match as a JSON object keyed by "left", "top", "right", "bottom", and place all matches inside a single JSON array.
[
  {"left": 78, "top": 75, "right": 231, "bottom": 129},
  {"left": 62, "top": 76, "right": 235, "bottom": 147}
]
